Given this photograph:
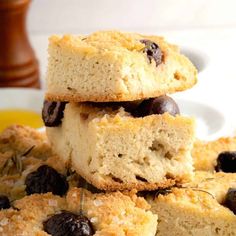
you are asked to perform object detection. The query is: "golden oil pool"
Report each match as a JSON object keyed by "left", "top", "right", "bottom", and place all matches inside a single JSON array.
[{"left": 0, "top": 109, "right": 43, "bottom": 132}]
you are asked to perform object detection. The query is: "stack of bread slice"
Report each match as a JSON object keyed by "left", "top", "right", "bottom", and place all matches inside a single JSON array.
[
  {"left": 2, "top": 30, "right": 236, "bottom": 235},
  {"left": 44, "top": 30, "right": 197, "bottom": 192}
]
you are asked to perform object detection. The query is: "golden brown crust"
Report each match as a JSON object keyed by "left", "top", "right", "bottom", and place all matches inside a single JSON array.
[
  {"left": 192, "top": 136, "right": 236, "bottom": 171},
  {"left": 0, "top": 188, "right": 158, "bottom": 235},
  {"left": 0, "top": 125, "right": 73, "bottom": 200},
  {"left": 76, "top": 169, "right": 180, "bottom": 191},
  {"left": 0, "top": 124, "right": 52, "bottom": 159},
  {"left": 148, "top": 171, "right": 236, "bottom": 235},
  {"left": 185, "top": 171, "right": 236, "bottom": 203},
  {"left": 46, "top": 30, "right": 197, "bottom": 102},
  {"left": 0, "top": 125, "right": 158, "bottom": 235},
  {"left": 45, "top": 82, "right": 193, "bottom": 102}
]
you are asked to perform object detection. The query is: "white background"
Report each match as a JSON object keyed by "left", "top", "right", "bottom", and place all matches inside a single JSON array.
[{"left": 28, "top": 0, "right": 236, "bottom": 33}]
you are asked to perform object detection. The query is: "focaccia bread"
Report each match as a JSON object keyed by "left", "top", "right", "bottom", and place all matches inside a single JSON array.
[
  {"left": 148, "top": 171, "right": 236, "bottom": 236},
  {"left": 0, "top": 188, "right": 158, "bottom": 236},
  {"left": 192, "top": 136, "right": 236, "bottom": 171},
  {"left": 45, "top": 30, "right": 197, "bottom": 102},
  {"left": 0, "top": 125, "right": 78, "bottom": 201},
  {"left": 0, "top": 125, "right": 158, "bottom": 235},
  {"left": 46, "top": 102, "right": 195, "bottom": 191}
]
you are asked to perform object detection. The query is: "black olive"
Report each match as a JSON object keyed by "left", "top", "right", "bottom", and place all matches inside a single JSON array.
[
  {"left": 42, "top": 100, "right": 66, "bottom": 127},
  {"left": 0, "top": 195, "right": 10, "bottom": 210},
  {"left": 215, "top": 151, "right": 236, "bottom": 173},
  {"left": 133, "top": 95, "right": 180, "bottom": 117},
  {"left": 25, "top": 165, "right": 69, "bottom": 196},
  {"left": 43, "top": 211, "right": 94, "bottom": 236},
  {"left": 140, "top": 39, "right": 162, "bottom": 66},
  {"left": 224, "top": 188, "right": 236, "bottom": 214}
]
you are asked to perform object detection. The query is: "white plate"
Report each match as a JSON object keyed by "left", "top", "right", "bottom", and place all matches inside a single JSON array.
[
  {"left": 176, "top": 98, "right": 226, "bottom": 140},
  {"left": 0, "top": 88, "right": 44, "bottom": 112},
  {"left": 0, "top": 88, "right": 227, "bottom": 140},
  {"left": 181, "top": 47, "right": 210, "bottom": 73}
]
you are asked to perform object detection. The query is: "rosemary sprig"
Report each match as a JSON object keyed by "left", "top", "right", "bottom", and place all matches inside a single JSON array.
[
  {"left": 138, "top": 187, "right": 173, "bottom": 200},
  {"left": 179, "top": 186, "right": 215, "bottom": 199},
  {"left": 153, "top": 188, "right": 172, "bottom": 199},
  {"left": 77, "top": 176, "right": 104, "bottom": 214},
  {"left": 79, "top": 185, "right": 85, "bottom": 215},
  {"left": 21, "top": 145, "right": 35, "bottom": 157},
  {"left": 138, "top": 185, "right": 215, "bottom": 200},
  {"left": 190, "top": 187, "right": 215, "bottom": 199},
  {"left": 0, "top": 145, "right": 35, "bottom": 176}
]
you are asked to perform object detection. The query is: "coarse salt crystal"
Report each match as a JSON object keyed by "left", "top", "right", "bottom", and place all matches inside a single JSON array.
[
  {"left": 120, "top": 210, "right": 126, "bottom": 216},
  {"left": 90, "top": 217, "right": 98, "bottom": 223},
  {"left": 93, "top": 199, "right": 103, "bottom": 207},
  {"left": 48, "top": 199, "right": 58, "bottom": 207},
  {"left": 0, "top": 218, "right": 8, "bottom": 226},
  {"left": 112, "top": 216, "right": 119, "bottom": 223},
  {"left": 87, "top": 210, "right": 92, "bottom": 215}
]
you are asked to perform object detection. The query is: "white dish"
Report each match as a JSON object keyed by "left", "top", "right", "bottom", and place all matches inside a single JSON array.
[
  {"left": 0, "top": 88, "right": 44, "bottom": 112},
  {"left": 181, "top": 47, "right": 209, "bottom": 73},
  {"left": 0, "top": 88, "right": 227, "bottom": 140},
  {"left": 176, "top": 98, "right": 226, "bottom": 140}
]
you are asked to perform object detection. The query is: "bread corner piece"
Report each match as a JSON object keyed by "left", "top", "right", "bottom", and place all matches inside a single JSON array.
[
  {"left": 148, "top": 171, "right": 236, "bottom": 236},
  {"left": 46, "top": 30, "right": 197, "bottom": 102},
  {"left": 46, "top": 102, "right": 195, "bottom": 191}
]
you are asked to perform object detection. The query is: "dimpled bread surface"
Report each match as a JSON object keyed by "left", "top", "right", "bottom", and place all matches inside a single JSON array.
[
  {"left": 148, "top": 171, "right": 236, "bottom": 236},
  {"left": 46, "top": 102, "right": 196, "bottom": 191},
  {"left": 0, "top": 188, "right": 158, "bottom": 236},
  {"left": 46, "top": 30, "right": 197, "bottom": 102},
  {"left": 192, "top": 136, "right": 236, "bottom": 171}
]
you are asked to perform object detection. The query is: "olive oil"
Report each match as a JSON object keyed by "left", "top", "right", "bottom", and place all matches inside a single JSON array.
[{"left": 0, "top": 109, "right": 43, "bottom": 132}]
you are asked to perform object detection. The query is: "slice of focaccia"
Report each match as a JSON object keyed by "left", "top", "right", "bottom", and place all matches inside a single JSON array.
[
  {"left": 0, "top": 188, "right": 158, "bottom": 236},
  {"left": 46, "top": 30, "right": 197, "bottom": 102},
  {"left": 148, "top": 171, "right": 236, "bottom": 236},
  {"left": 46, "top": 102, "right": 195, "bottom": 191}
]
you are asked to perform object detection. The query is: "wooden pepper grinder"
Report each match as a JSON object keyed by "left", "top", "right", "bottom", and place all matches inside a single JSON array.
[{"left": 0, "top": 0, "right": 40, "bottom": 88}]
